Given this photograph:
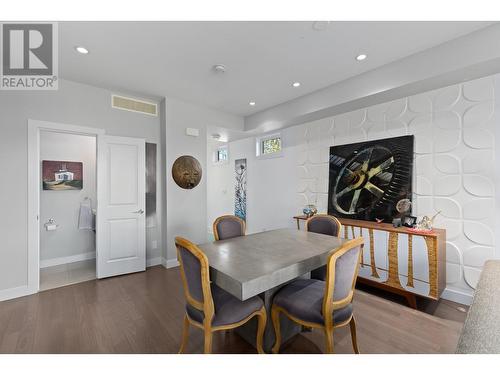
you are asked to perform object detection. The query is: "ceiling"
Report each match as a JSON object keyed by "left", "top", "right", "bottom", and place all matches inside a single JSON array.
[{"left": 59, "top": 21, "right": 493, "bottom": 117}]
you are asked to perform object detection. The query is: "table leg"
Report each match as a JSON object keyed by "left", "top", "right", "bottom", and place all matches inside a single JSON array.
[
  {"left": 234, "top": 285, "right": 302, "bottom": 353},
  {"left": 296, "top": 218, "right": 300, "bottom": 230}
]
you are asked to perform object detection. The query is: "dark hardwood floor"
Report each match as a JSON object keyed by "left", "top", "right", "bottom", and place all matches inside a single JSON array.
[{"left": 0, "top": 266, "right": 466, "bottom": 354}]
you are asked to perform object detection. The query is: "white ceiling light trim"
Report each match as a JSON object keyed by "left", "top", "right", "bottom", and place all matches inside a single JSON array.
[
  {"left": 249, "top": 101, "right": 256, "bottom": 106},
  {"left": 356, "top": 54, "right": 367, "bottom": 61}
]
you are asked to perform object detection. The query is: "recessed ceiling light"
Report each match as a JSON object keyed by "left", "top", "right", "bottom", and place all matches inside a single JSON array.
[
  {"left": 356, "top": 54, "right": 367, "bottom": 61},
  {"left": 249, "top": 101, "right": 256, "bottom": 106},
  {"left": 75, "top": 46, "right": 89, "bottom": 54},
  {"left": 292, "top": 82, "right": 301, "bottom": 88},
  {"left": 212, "top": 64, "right": 226, "bottom": 74}
]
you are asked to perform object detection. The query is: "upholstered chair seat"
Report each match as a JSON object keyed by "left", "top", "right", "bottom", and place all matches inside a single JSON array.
[
  {"left": 272, "top": 279, "right": 353, "bottom": 325},
  {"left": 186, "top": 284, "right": 264, "bottom": 327},
  {"left": 213, "top": 215, "right": 246, "bottom": 241},
  {"left": 306, "top": 215, "right": 342, "bottom": 281},
  {"left": 176, "top": 236, "right": 266, "bottom": 354},
  {"left": 271, "top": 237, "right": 363, "bottom": 354}
]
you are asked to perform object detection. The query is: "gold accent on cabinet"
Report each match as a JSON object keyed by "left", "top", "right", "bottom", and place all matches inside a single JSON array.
[
  {"left": 359, "top": 227, "right": 364, "bottom": 268},
  {"left": 337, "top": 218, "right": 446, "bottom": 303},
  {"left": 384, "top": 232, "right": 403, "bottom": 289},
  {"left": 407, "top": 234, "right": 414, "bottom": 288},
  {"left": 368, "top": 229, "right": 380, "bottom": 279},
  {"left": 424, "top": 236, "right": 438, "bottom": 299}
]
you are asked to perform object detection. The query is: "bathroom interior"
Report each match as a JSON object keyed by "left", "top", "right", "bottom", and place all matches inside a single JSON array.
[
  {"left": 39, "top": 131, "right": 158, "bottom": 291},
  {"left": 39, "top": 131, "right": 97, "bottom": 291}
]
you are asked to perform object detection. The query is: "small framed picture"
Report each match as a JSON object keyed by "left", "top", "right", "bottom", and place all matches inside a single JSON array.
[{"left": 402, "top": 215, "right": 417, "bottom": 228}]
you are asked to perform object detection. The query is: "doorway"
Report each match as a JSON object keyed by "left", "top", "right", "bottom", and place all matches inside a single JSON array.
[
  {"left": 27, "top": 120, "right": 147, "bottom": 295},
  {"left": 39, "top": 131, "right": 97, "bottom": 291}
]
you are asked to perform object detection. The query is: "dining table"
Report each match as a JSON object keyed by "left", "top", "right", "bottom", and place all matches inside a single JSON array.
[{"left": 197, "top": 227, "right": 350, "bottom": 352}]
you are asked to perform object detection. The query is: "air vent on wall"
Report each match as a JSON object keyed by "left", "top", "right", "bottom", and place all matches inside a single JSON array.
[{"left": 111, "top": 95, "right": 158, "bottom": 116}]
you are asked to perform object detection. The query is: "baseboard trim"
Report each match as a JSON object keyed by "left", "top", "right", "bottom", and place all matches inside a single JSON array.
[
  {"left": 442, "top": 287, "right": 474, "bottom": 306},
  {"left": 164, "top": 258, "right": 179, "bottom": 269},
  {"left": 0, "top": 284, "right": 37, "bottom": 302},
  {"left": 146, "top": 257, "right": 162, "bottom": 267},
  {"left": 40, "top": 252, "right": 96, "bottom": 269}
]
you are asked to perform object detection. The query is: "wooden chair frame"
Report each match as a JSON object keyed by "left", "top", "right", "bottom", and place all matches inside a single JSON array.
[
  {"left": 213, "top": 215, "right": 246, "bottom": 241},
  {"left": 305, "top": 214, "right": 343, "bottom": 237},
  {"left": 175, "top": 236, "right": 266, "bottom": 354},
  {"left": 271, "top": 237, "right": 364, "bottom": 354}
]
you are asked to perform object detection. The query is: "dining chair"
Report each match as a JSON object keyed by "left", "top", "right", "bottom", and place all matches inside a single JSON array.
[
  {"left": 271, "top": 237, "right": 364, "bottom": 354},
  {"left": 213, "top": 215, "right": 246, "bottom": 241},
  {"left": 306, "top": 214, "right": 342, "bottom": 281},
  {"left": 175, "top": 236, "right": 266, "bottom": 354}
]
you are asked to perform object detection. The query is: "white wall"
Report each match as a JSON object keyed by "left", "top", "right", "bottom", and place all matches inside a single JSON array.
[
  {"left": 40, "top": 132, "right": 96, "bottom": 264},
  {"left": 163, "top": 97, "right": 244, "bottom": 264},
  {"left": 208, "top": 74, "right": 499, "bottom": 304},
  {"left": 0, "top": 79, "right": 162, "bottom": 296}
]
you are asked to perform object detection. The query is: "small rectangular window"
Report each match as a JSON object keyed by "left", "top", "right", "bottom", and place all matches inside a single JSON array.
[
  {"left": 214, "top": 145, "right": 228, "bottom": 164},
  {"left": 256, "top": 133, "right": 283, "bottom": 159},
  {"left": 262, "top": 137, "right": 282, "bottom": 155}
]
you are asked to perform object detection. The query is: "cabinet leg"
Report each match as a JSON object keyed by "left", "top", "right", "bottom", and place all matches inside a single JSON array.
[{"left": 406, "top": 294, "right": 417, "bottom": 309}]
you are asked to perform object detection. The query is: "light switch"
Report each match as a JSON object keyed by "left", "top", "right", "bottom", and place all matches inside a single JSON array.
[{"left": 186, "top": 128, "right": 199, "bottom": 137}]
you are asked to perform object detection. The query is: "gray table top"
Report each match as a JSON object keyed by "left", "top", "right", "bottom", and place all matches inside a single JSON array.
[{"left": 198, "top": 228, "right": 348, "bottom": 301}]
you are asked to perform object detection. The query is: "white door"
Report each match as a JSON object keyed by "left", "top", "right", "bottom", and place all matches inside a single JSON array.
[{"left": 96, "top": 135, "right": 146, "bottom": 278}]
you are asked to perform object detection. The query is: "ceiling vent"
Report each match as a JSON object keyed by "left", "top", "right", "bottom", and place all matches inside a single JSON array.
[{"left": 111, "top": 95, "right": 158, "bottom": 116}]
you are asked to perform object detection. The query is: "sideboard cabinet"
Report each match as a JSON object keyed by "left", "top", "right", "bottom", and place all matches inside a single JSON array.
[{"left": 339, "top": 218, "right": 446, "bottom": 307}]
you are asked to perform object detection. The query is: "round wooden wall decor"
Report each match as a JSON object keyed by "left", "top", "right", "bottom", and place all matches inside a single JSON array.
[{"left": 172, "top": 155, "right": 202, "bottom": 189}]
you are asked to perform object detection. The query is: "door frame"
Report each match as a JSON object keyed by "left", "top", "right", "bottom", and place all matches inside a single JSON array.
[{"left": 27, "top": 119, "right": 105, "bottom": 294}]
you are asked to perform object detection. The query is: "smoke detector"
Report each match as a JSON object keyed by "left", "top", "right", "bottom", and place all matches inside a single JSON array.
[{"left": 212, "top": 64, "right": 227, "bottom": 74}]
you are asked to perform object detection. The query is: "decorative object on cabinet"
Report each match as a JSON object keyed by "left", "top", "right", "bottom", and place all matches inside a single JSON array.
[
  {"left": 402, "top": 215, "right": 417, "bottom": 228},
  {"left": 172, "top": 155, "right": 202, "bottom": 189},
  {"left": 392, "top": 218, "right": 402, "bottom": 228},
  {"left": 234, "top": 158, "right": 247, "bottom": 221},
  {"left": 416, "top": 211, "right": 441, "bottom": 231},
  {"left": 293, "top": 214, "right": 308, "bottom": 230},
  {"left": 302, "top": 204, "right": 317, "bottom": 218},
  {"left": 42, "top": 160, "right": 83, "bottom": 190},
  {"left": 339, "top": 218, "right": 446, "bottom": 309},
  {"left": 327, "top": 135, "right": 414, "bottom": 222}
]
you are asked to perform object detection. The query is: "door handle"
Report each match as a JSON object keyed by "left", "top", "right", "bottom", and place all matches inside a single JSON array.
[{"left": 132, "top": 209, "right": 144, "bottom": 214}]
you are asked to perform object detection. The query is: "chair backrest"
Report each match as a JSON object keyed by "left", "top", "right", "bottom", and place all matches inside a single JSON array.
[
  {"left": 306, "top": 214, "right": 342, "bottom": 237},
  {"left": 213, "top": 215, "right": 246, "bottom": 241},
  {"left": 175, "top": 237, "right": 214, "bottom": 321},
  {"left": 322, "top": 237, "right": 364, "bottom": 323}
]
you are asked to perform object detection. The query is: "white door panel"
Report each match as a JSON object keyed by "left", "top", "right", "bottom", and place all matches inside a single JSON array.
[{"left": 97, "top": 135, "right": 146, "bottom": 278}]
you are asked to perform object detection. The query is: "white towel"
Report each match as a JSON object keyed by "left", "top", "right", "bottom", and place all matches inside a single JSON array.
[{"left": 78, "top": 199, "right": 94, "bottom": 230}]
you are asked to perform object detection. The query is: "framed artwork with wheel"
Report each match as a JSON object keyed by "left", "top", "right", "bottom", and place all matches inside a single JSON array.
[{"left": 327, "top": 135, "right": 414, "bottom": 222}]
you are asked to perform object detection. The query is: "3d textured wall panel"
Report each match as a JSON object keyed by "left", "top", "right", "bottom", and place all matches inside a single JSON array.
[{"left": 293, "top": 76, "right": 496, "bottom": 296}]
